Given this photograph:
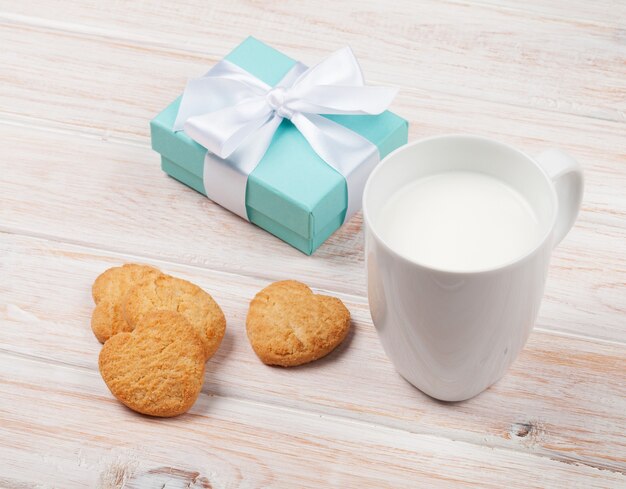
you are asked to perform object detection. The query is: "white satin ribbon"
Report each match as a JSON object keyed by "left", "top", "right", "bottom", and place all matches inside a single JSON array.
[{"left": 174, "top": 47, "right": 397, "bottom": 221}]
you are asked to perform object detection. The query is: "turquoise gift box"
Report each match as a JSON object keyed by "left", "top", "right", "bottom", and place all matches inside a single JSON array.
[{"left": 150, "top": 37, "right": 408, "bottom": 254}]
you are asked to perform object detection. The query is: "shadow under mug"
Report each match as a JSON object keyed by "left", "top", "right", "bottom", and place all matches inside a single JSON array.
[{"left": 363, "top": 135, "right": 583, "bottom": 401}]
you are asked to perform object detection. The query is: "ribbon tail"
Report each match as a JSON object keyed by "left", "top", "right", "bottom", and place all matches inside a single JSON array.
[
  {"left": 291, "top": 113, "right": 380, "bottom": 220},
  {"left": 281, "top": 46, "right": 398, "bottom": 115}
]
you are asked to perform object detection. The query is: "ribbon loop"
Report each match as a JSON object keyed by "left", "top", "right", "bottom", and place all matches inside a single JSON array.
[{"left": 175, "top": 46, "right": 397, "bottom": 222}]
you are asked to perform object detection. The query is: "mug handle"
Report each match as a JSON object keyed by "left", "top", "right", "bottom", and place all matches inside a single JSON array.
[{"left": 536, "top": 149, "right": 584, "bottom": 247}]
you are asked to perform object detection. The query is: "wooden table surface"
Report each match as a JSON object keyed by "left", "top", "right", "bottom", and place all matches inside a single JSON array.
[{"left": 1, "top": 1, "right": 625, "bottom": 487}]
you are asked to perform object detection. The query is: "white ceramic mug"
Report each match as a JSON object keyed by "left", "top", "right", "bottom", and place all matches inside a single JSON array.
[{"left": 363, "top": 135, "right": 583, "bottom": 401}]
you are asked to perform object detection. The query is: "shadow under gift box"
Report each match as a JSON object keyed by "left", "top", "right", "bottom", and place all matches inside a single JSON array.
[{"left": 151, "top": 37, "right": 408, "bottom": 255}]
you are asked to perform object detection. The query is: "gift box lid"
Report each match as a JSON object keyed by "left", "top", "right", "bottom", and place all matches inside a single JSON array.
[{"left": 151, "top": 37, "right": 408, "bottom": 252}]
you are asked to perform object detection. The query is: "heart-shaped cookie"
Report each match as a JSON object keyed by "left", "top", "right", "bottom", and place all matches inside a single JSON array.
[
  {"left": 123, "top": 274, "right": 226, "bottom": 361},
  {"left": 91, "top": 264, "right": 162, "bottom": 343},
  {"left": 99, "top": 311, "right": 205, "bottom": 417},
  {"left": 246, "top": 280, "right": 351, "bottom": 366}
]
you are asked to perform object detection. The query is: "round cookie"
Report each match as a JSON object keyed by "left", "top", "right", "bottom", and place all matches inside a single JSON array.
[
  {"left": 99, "top": 311, "right": 205, "bottom": 417},
  {"left": 124, "top": 275, "right": 226, "bottom": 361},
  {"left": 91, "top": 264, "right": 162, "bottom": 343},
  {"left": 246, "top": 280, "right": 351, "bottom": 367}
]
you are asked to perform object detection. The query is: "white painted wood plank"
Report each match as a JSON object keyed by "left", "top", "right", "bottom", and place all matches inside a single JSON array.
[
  {"left": 0, "top": 0, "right": 624, "bottom": 124},
  {"left": 0, "top": 1, "right": 624, "bottom": 484},
  {"left": 462, "top": 0, "right": 626, "bottom": 28},
  {"left": 0, "top": 113, "right": 624, "bottom": 343},
  {"left": 0, "top": 352, "right": 624, "bottom": 488},
  {"left": 1, "top": 233, "right": 624, "bottom": 472}
]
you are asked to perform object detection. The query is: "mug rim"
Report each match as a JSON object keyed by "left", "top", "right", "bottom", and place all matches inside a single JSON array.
[{"left": 362, "top": 133, "right": 559, "bottom": 275}]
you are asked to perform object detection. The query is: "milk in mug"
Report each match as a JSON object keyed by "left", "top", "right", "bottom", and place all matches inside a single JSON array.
[{"left": 378, "top": 171, "right": 542, "bottom": 272}]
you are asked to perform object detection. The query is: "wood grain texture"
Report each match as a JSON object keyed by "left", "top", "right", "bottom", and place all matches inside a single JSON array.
[
  {"left": 0, "top": 0, "right": 624, "bottom": 122},
  {"left": 1, "top": 233, "right": 625, "bottom": 474},
  {"left": 1, "top": 117, "right": 624, "bottom": 344},
  {"left": 1, "top": 354, "right": 624, "bottom": 489},
  {"left": 0, "top": 0, "right": 625, "bottom": 485},
  {"left": 467, "top": 0, "right": 626, "bottom": 28}
]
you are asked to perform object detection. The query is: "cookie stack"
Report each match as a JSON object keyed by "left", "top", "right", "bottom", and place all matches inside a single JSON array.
[
  {"left": 91, "top": 265, "right": 353, "bottom": 419},
  {"left": 91, "top": 264, "right": 225, "bottom": 417}
]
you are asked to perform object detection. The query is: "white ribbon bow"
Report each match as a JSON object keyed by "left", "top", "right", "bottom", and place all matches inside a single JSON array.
[{"left": 174, "top": 47, "right": 398, "bottom": 221}]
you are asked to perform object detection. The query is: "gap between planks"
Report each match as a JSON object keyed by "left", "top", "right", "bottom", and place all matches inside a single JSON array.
[
  {"left": 1, "top": 227, "right": 624, "bottom": 350},
  {"left": 4, "top": 0, "right": 623, "bottom": 38},
  {"left": 0, "top": 9, "right": 623, "bottom": 126},
  {"left": 5, "top": 102, "right": 626, "bottom": 340},
  {"left": 0, "top": 225, "right": 364, "bottom": 305},
  {"left": 2, "top": 230, "right": 625, "bottom": 473},
  {"left": 0, "top": 346, "right": 622, "bottom": 477},
  {"left": 452, "top": 0, "right": 626, "bottom": 29},
  {"left": 1, "top": 3, "right": 624, "bottom": 485},
  {"left": 1, "top": 350, "right": 624, "bottom": 488},
  {"left": 0, "top": 114, "right": 149, "bottom": 149}
]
